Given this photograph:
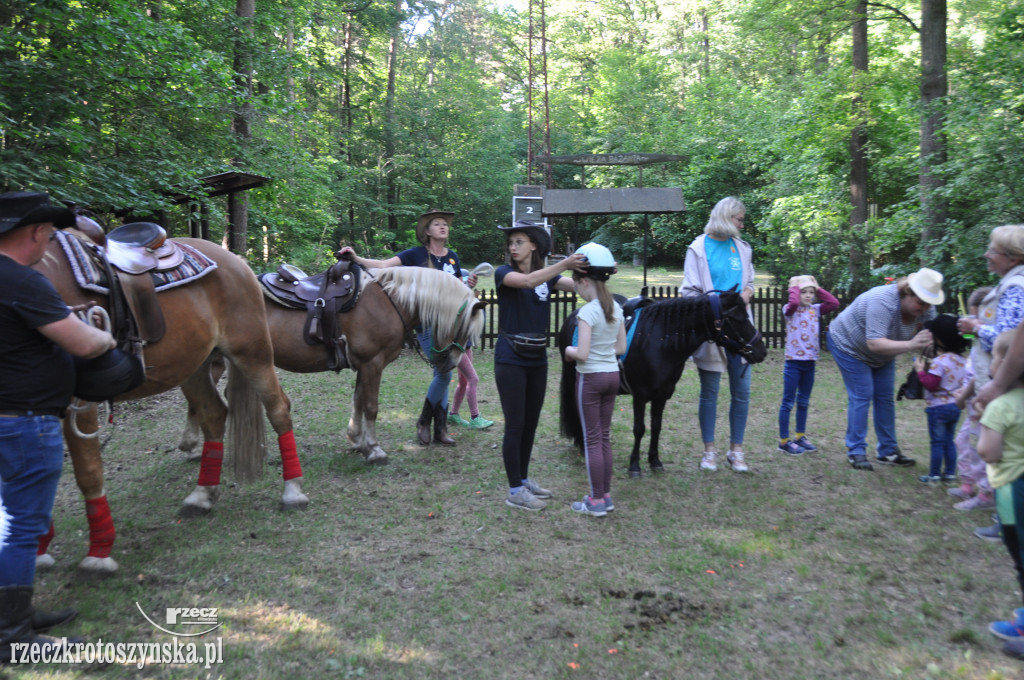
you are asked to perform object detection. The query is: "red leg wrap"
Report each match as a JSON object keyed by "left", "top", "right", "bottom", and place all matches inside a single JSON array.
[
  {"left": 197, "top": 441, "right": 224, "bottom": 487},
  {"left": 279, "top": 431, "right": 302, "bottom": 481},
  {"left": 85, "top": 496, "right": 115, "bottom": 559},
  {"left": 36, "top": 520, "right": 55, "bottom": 556}
]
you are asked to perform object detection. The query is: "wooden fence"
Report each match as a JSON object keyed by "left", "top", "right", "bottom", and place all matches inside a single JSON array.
[{"left": 473, "top": 285, "right": 963, "bottom": 351}]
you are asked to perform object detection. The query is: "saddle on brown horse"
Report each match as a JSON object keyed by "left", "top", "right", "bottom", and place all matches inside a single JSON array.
[{"left": 259, "top": 258, "right": 362, "bottom": 372}]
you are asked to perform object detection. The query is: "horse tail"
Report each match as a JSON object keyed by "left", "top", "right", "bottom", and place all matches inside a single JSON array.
[
  {"left": 556, "top": 314, "right": 584, "bottom": 448},
  {"left": 225, "top": 360, "right": 267, "bottom": 483}
]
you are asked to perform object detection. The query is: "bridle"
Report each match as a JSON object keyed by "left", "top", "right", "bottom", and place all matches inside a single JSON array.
[
  {"left": 429, "top": 300, "right": 470, "bottom": 358},
  {"left": 707, "top": 292, "right": 762, "bottom": 358}
]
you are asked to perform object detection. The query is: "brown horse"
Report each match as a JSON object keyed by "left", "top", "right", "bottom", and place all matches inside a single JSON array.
[
  {"left": 179, "top": 265, "right": 487, "bottom": 465},
  {"left": 34, "top": 232, "right": 308, "bottom": 578}
]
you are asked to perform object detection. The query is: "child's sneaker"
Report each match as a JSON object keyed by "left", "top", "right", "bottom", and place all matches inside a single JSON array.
[
  {"left": 726, "top": 451, "right": 749, "bottom": 472},
  {"left": 447, "top": 412, "right": 471, "bottom": 427},
  {"left": 940, "top": 473, "right": 958, "bottom": 483},
  {"left": 954, "top": 494, "right": 996, "bottom": 511},
  {"left": 571, "top": 496, "right": 607, "bottom": 517},
  {"left": 602, "top": 495, "right": 614, "bottom": 512},
  {"left": 919, "top": 474, "right": 941, "bottom": 484},
  {"left": 793, "top": 436, "right": 817, "bottom": 452},
  {"left": 778, "top": 441, "right": 804, "bottom": 456},
  {"left": 948, "top": 485, "right": 973, "bottom": 499},
  {"left": 990, "top": 620, "right": 1024, "bottom": 640},
  {"left": 467, "top": 415, "right": 494, "bottom": 429},
  {"left": 700, "top": 451, "right": 718, "bottom": 471}
]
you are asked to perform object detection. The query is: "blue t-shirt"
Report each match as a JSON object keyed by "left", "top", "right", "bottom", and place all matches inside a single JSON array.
[
  {"left": 494, "top": 264, "right": 560, "bottom": 366},
  {"left": 396, "top": 245, "right": 461, "bottom": 279},
  {"left": 704, "top": 235, "right": 742, "bottom": 293}
]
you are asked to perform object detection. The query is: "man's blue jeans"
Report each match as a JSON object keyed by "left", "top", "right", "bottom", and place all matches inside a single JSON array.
[
  {"left": 926, "top": 403, "right": 961, "bottom": 476},
  {"left": 697, "top": 351, "right": 751, "bottom": 446},
  {"left": 826, "top": 333, "right": 898, "bottom": 459},
  {"left": 0, "top": 415, "right": 64, "bottom": 587},
  {"left": 778, "top": 359, "right": 816, "bottom": 439}
]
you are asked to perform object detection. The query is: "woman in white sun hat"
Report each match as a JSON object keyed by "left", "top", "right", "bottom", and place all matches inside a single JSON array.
[{"left": 826, "top": 268, "right": 942, "bottom": 470}]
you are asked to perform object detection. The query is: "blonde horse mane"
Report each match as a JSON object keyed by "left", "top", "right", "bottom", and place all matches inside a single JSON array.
[{"left": 372, "top": 267, "right": 483, "bottom": 346}]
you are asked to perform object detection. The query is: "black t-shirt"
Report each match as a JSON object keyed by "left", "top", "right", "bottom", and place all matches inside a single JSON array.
[
  {"left": 395, "top": 245, "right": 462, "bottom": 278},
  {"left": 0, "top": 255, "right": 74, "bottom": 410},
  {"left": 494, "top": 265, "right": 561, "bottom": 367}
]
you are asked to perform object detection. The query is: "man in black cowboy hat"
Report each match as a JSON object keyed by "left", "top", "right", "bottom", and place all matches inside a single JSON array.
[{"left": 0, "top": 192, "right": 117, "bottom": 662}]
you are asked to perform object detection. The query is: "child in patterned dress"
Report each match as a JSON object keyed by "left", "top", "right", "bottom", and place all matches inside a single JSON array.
[
  {"left": 777, "top": 275, "right": 840, "bottom": 454},
  {"left": 914, "top": 314, "right": 971, "bottom": 483}
]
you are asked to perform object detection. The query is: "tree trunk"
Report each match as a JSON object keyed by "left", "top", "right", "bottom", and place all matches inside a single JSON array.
[
  {"left": 382, "top": 0, "right": 403, "bottom": 237},
  {"left": 228, "top": 0, "right": 255, "bottom": 255},
  {"left": 919, "top": 0, "right": 947, "bottom": 264},
  {"left": 848, "top": 0, "right": 869, "bottom": 292}
]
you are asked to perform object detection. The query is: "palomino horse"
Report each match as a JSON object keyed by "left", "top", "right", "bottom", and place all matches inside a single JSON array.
[
  {"left": 557, "top": 291, "right": 767, "bottom": 477},
  {"left": 34, "top": 231, "right": 308, "bottom": 577},
  {"left": 180, "top": 265, "right": 486, "bottom": 465}
]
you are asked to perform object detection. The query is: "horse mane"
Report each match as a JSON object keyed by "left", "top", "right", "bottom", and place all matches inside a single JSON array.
[
  {"left": 635, "top": 295, "right": 712, "bottom": 352},
  {"left": 372, "top": 267, "right": 483, "bottom": 345}
]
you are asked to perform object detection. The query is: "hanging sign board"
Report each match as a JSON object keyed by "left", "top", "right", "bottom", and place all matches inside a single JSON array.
[{"left": 541, "top": 187, "right": 684, "bottom": 216}]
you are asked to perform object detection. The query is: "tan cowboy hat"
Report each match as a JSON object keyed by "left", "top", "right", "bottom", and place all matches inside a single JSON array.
[
  {"left": 416, "top": 210, "right": 455, "bottom": 244},
  {"left": 907, "top": 267, "right": 945, "bottom": 306},
  {"left": 787, "top": 275, "right": 819, "bottom": 291}
]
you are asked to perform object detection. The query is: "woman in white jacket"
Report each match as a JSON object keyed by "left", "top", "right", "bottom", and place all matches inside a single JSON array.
[{"left": 679, "top": 196, "right": 756, "bottom": 472}]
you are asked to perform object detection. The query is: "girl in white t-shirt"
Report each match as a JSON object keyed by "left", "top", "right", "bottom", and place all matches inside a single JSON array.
[{"left": 564, "top": 243, "right": 626, "bottom": 517}]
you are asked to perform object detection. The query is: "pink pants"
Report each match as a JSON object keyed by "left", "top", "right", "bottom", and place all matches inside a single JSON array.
[
  {"left": 450, "top": 348, "right": 479, "bottom": 416},
  {"left": 956, "top": 398, "right": 991, "bottom": 494}
]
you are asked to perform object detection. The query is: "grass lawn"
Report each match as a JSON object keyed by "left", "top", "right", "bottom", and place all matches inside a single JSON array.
[{"left": 22, "top": 268, "right": 1020, "bottom": 680}]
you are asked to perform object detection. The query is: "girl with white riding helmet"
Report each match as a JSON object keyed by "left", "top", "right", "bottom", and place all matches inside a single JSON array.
[{"left": 564, "top": 243, "right": 626, "bottom": 517}]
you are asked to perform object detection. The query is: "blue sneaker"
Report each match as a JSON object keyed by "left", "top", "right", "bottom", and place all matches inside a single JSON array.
[
  {"left": 919, "top": 475, "right": 941, "bottom": 484},
  {"left": 793, "top": 436, "right": 817, "bottom": 452},
  {"left": 603, "top": 495, "right": 614, "bottom": 512},
  {"left": 990, "top": 620, "right": 1024, "bottom": 640},
  {"left": 778, "top": 441, "right": 804, "bottom": 456}
]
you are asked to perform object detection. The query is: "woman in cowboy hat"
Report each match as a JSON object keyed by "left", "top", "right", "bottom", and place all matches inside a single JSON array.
[
  {"left": 827, "top": 268, "right": 943, "bottom": 470},
  {"left": 340, "top": 209, "right": 478, "bottom": 446}
]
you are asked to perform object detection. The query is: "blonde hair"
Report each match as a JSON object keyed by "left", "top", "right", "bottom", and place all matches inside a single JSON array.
[
  {"left": 990, "top": 225, "right": 1024, "bottom": 262},
  {"left": 993, "top": 330, "right": 1013, "bottom": 361},
  {"left": 968, "top": 286, "right": 992, "bottom": 309},
  {"left": 703, "top": 197, "right": 745, "bottom": 240}
]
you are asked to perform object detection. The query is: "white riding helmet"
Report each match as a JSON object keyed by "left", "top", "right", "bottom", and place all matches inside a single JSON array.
[{"left": 574, "top": 242, "right": 617, "bottom": 281}]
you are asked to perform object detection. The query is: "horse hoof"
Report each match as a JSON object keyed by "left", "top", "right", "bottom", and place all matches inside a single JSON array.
[
  {"left": 628, "top": 469, "right": 642, "bottom": 479},
  {"left": 178, "top": 503, "right": 212, "bottom": 518},
  {"left": 650, "top": 464, "right": 665, "bottom": 474},
  {"left": 184, "top": 451, "right": 203, "bottom": 462},
  {"left": 281, "top": 498, "right": 309, "bottom": 512},
  {"left": 36, "top": 554, "right": 56, "bottom": 570},
  {"left": 76, "top": 556, "right": 118, "bottom": 581}
]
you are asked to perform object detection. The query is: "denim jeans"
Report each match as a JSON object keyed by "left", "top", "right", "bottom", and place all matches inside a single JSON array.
[
  {"left": 417, "top": 328, "right": 452, "bottom": 408},
  {"left": 697, "top": 351, "right": 751, "bottom": 446},
  {"left": 925, "top": 403, "right": 961, "bottom": 476},
  {"left": 0, "top": 415, "right": 64, "bottom": 587},
  {"left": 778, "top": 359, "right": 816, "bottom": 439},
  {"left": 826, "top": 333, "right": 898, "bottom": 458}
]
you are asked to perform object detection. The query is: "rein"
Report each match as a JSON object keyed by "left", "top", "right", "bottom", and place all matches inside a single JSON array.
[{"left": 707, "top": 292, "right": 762, "bottom": 358}]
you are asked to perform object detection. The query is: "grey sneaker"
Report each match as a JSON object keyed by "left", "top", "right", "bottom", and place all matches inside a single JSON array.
[
  {"left": 603, "top": 495, "right": 614, "bottom": 512},
  {"left": 726, "top": 450, "right": 749, "bottom": 472},
  {"left": 974, "top": 522, "right": 1002, "bottom": 543},
  {"left": 506, "top": 488, "right": 546, "bottom": 511},
  {"left": 521, "top": 478, "right": 552, "bottom": 499},
  {"left": 570, "top": 496, "right": 607, "bottom": 517}
]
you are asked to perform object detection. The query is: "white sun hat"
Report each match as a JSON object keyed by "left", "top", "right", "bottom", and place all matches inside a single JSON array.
[{"left": 907, "top": 267, "right": 945, "bottom": 306}]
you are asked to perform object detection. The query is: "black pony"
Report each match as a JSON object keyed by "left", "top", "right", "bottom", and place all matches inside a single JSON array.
[{"left": 557, "top": 290, "right": 767, "bottom": 478}]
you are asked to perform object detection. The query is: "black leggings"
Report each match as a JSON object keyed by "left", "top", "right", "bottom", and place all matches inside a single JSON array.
[
  {"left": 1000, "top": 476, "right": 1024, "bottom": 608},
  {"left": 495, "top": 362, "right": 548, "bottom": 489}
]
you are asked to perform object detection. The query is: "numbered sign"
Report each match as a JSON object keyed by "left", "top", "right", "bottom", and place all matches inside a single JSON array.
[{"left": 512, "top": 196, "right": 544, "bottom": 223}]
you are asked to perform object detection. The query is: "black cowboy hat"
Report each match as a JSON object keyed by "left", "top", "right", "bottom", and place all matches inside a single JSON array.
[
  {"left": 415, "top": 209, "right": 455, "bottom": 245},
  {"left": 924, "top": 314, "right": 971, "bottom": 355},
  {"left": 0, "top": 192, "right": 76, "bottom": 235},
  {"left": 497, "top": 220, "right": 551, "bottom": 258}
]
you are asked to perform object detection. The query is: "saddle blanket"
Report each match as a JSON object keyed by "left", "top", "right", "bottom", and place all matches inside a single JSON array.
[{"left": 56, "top": 231, "right": 218, "bottom": 294}]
